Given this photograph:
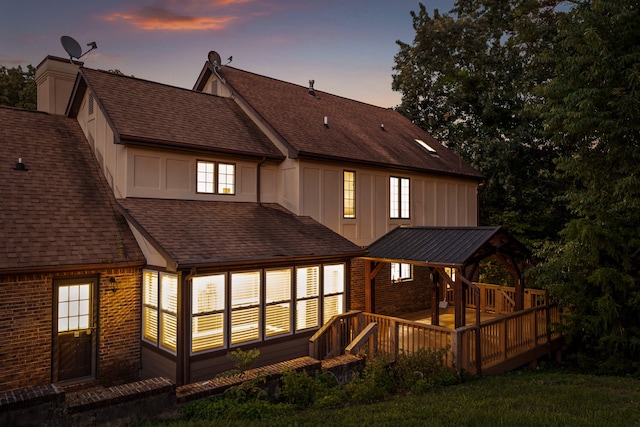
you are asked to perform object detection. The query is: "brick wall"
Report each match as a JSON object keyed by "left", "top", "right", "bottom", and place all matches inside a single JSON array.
[
  {"left": 0, "top": 267, "right": 142, "bottom": 392},
  {"left": 348, "top": 260, "right": 433, "bottom": 316},
  {"left": 0, "top": 273, "right": 53, "bottom": 391},
  {"left": 97, "top": 268, "right": 142, "bottom": 386}
]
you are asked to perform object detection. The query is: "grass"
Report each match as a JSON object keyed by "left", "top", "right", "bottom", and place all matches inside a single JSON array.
[{"left": 137, "top": 368, "right": 640, "bottom": 427}]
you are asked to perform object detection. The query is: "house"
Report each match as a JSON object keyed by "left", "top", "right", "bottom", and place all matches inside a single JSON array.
[{"left": 1, "top": 51, "right": 486, "bottom": 391}]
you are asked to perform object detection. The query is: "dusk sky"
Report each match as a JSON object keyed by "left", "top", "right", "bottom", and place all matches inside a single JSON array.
[{"left": 1, "top": 1, "right": 457, "bottom": 108}]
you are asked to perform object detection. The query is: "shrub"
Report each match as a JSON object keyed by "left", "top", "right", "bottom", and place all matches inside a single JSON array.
[{"left": 279, "top": 369, "right": 337, "bottom": 408}]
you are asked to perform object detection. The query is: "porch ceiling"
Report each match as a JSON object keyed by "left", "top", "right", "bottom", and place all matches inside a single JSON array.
[{"left": 363, "top": 226, "right": 529, "bottom": 267}]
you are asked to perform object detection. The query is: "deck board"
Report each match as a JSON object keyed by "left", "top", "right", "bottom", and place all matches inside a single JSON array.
[{"left": 402, "top": 308, "right": 499, "bottom": 329}]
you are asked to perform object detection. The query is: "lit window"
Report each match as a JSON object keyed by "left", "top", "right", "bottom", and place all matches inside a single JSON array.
[
  {"left": 296, "top": 266, "right": 319, "bottom": 331},
  {"left": 230, "top": 271, "right": 261, "bottom": 345},
  {"left": 343, "top": 171, "right": 355, "bottom": 218},
  {"left": 390, "top": 176, "right": 410, "bottom": 219},
  {"left": 218, "top": 163, "right": 235, "bottom": 194},
  {"left": 197, "top": 161, "right": 235, "bottom": 194},
  {"left": 197, "top": 161, "right": 215, "bottom": 193},
  {"left": 265, "top": 269, "right": 292, "bottom": 338},
  {"left": 391, "top": 262, "right": 412, "bottom": 282},
  {"left": 58, "top": 284, "right": 91, "bottom": 332},
  {"left": 323, "top": 264, "right": 345, "bottom": 321},
  {"left": 192, "top": 274, "right": 225, "bottom": 353},
  {"left": 142, "top": 270, "right": 178, "bottom": 353}
]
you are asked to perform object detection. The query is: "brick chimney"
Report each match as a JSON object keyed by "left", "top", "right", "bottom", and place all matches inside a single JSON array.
[{"left": 35, "top": 56, "right": 81, "bottom": 115}]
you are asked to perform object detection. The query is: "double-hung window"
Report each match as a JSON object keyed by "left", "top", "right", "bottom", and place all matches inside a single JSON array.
[
  {"left": 142, "top": 270, "right": 178, "bottom": 353},
  {"left": 197, "top": 160, "right": 235, "bottom": 194},
  {"left": 296, "top": 266, "right": 319, "bottom": 331},
  {"left": 265, "top": 269, "right": 292, "bottom": 338},
  {"left": 390, "top": 176, "right": 410, "bottom": 219},
  {"left": 323, "top": 264, "right": 345, "bottom": 321},
  {"left": 192, "top": 274, "right": 225, "bottom": 353},
  {"left": 343, "top": 171, "right": 356, "bottom": 218},
  {"left": 230, "top": 271, "right": 261, "bottom": 345}
]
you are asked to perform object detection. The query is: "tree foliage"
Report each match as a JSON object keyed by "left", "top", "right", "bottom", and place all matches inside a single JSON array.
[
  {"left": 392, "top": 1, "right": 569, "bottom": 247},
  {"left": 534, "top": 0, "right": 640, "bottom": 373},
  {"left": 0, "top": 64, "right": 36, "bottom": 110}
]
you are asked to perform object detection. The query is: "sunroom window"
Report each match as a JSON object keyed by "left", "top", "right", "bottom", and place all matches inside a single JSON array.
[
  {"left": 192, "top": 274, "right": 225, "bottom": 353},
  {"left": 323, "top": 264, "right": 345, "bottom": 321},
  {"left": 230, "top": 271, "right": 261, "bottom": 345},
  {"left": 142, "top": 270, "right": 178, "bottom": 353},
  {"left": 265, "top": 269, "right": 292, "bottom": 338},
  {"left": 296, "top": 266, "right": 319, "bottom": 331}
]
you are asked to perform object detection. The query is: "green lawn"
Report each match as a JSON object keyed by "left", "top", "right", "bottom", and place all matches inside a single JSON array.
[{"left": 141, "top": 369, "right": 640, "bottom": 427}]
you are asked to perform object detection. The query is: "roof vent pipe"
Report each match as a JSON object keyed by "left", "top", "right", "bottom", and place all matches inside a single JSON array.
[
  {"left": 14, "top": 158, "right": 28, "bottom": 171},
  {"left": 324, "top": 116, "right": 328, "bottom": 128},
  {"left": 308, "top": 80, "right": 315, "bottom": 97}
]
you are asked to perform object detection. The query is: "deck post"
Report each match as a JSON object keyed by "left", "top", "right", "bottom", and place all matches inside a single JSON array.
[
  {"left": 431, "top": 270, "right": 440, "bottom": 326},
  {"left": 454, "top": 270, "right": 465, "bottom": 328}
]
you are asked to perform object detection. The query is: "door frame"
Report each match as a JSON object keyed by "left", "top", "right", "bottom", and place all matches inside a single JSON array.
[{"left": 52, "top": 276, "right": 99, "bottom": 383}]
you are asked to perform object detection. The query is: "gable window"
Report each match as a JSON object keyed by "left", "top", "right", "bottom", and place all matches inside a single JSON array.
[
  {"left": 142, "top": 270, "right": 178, "bottom": 353},
  {"left": 343, "top": 170, "right": 355, "bottom": 218},
  {"left": 196, "top": 160, "right": 235, "bottom": 194},
  {"left": 391, "top": 262, "right": 412, "bottom": 282},
  {"left": 390, "top": 176, "right": 410, "bottom": 219}
]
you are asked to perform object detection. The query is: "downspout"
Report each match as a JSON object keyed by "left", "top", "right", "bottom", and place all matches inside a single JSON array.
[{"left": 257, "top": 157, "right": 266, "bottom": 205}]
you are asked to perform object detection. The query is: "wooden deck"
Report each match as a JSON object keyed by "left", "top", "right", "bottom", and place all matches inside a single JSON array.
[
  {"left": 403, "top": 308, "right": 499, "bottom": 328},
  {"left": 309, "top": 284, "right": 563, "bottom": 376}
]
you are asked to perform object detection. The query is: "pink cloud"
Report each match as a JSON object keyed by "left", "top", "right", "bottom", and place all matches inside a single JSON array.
[{"left": 105, "top": 6, "right": 237, "bottom": 31}]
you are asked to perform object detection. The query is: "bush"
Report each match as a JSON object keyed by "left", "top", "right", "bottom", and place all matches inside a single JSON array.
[
  {"left": 392, "top": 347, "right": 460, "bottom": 392},
  {"left": 279, "top": 369, "right": 337, "bottom": 408}
]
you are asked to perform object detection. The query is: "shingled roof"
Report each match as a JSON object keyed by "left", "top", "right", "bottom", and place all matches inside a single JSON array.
[
  {"left": 116, "top": 198, "right": 365, "bottom": 270},
  {"left": 68, "top": 68, "right": 284, "bottom": 160},
  {"left": 0, "top": 107, "right": 145, "bottom": 273},
  {"left": 196, "top": 65, "right": 483, "bottom": 180}
]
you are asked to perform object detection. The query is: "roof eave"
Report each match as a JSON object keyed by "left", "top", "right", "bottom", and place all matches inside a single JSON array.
[
  {"left": 118, "top": 135, "right": 286, "bottom": 162},
  {"left": 177, "top": 251, "right": 366, "bottom": 270}
]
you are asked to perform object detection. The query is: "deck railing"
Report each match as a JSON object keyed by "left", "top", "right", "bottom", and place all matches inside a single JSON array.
[{"left": 309, "top": 284, "right": 562, "bottom": 375}]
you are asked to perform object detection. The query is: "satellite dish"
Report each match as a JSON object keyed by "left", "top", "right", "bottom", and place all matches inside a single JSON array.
[
  {"left": 208, "top": 51, "right": 222, "bottom": 68},
  {"left": 60, "top": 35, "right": 98, "bottom": 61},
  {"left": 61, "top": 36, "right": 82, "bottom": 59}
]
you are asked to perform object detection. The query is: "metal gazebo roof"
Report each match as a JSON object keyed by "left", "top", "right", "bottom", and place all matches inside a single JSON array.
[{"left": 364, "top": 226, "right": 529, "bottom": 267}]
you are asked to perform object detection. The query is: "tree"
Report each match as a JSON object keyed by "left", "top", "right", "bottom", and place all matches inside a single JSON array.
[
  {"left": 0, "top": 64, "right": 36, "bottom": 110},
  {"left": 534, "top": 0, "right": 640, "bottom": 374},
  {"left": 392, "top": 1, "right": 568, "bottom": 248}
]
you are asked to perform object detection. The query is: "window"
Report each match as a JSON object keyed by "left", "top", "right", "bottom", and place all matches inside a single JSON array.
[
  {"left": 196, "top": 161, "right": 235, "bottom": 194},
  {"left": 58, "top": 283, "right": 91, "bottom": 332},
  {"left": 88, "top": 93, "right": 94, "bottom": 115},
  {"left": 390, "top": 176, "right": 410, "bottom": 219},
  {"left": 230, "top": 271, "right": 261, "bottom": 345},
  {"left": 343, "top": 171, "right": 355, "bottom": 218},
  {"left": 142, "top": 270, "right": 178, "bottom": 353},
  {"left": 323, "top": 264, "right": 345, "bottom": 321},
  {"left": 265, "top": 269, "right": 292, "bottom": 338},
  {"left": 296, "top": 266, "right": 319, "bottom": 331},
  {"left": 391, "top": 262, "right": 412, "bottom": 282},
  {"left": 192, "top": 274, "right": 225, "bottom": 353}
]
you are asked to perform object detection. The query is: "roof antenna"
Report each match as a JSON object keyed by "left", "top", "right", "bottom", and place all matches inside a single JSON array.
[
  {"left": 60, "top": 36, "right": 97, "bottom": 61},
  {"left": 208, "top": 50, "right": 227, "bottom": 83}
]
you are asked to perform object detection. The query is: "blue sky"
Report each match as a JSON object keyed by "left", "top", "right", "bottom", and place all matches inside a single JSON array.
[{"left": 1, "top": 1, "right": 456, "bottom": 108}]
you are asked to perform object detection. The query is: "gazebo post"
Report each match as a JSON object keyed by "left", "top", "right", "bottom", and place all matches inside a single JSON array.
[
  {"left": 454, "top": 268, "right": 465, "bottom": 328},
  {"left": 430, "top": 269, "right": 440, "bottom": 326}
]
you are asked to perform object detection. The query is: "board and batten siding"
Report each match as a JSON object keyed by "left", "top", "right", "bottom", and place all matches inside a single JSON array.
[{"left": 300, "top": 161, "right": 479, "bottom": 246}]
